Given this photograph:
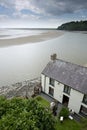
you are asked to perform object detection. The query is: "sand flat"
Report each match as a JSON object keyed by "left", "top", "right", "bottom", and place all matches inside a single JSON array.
[{"left": 0, "top": 30, "right": 64, "bottom": 47}]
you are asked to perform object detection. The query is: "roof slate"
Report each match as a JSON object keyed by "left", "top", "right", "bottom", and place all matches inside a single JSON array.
[{"left": 42, "top": 59, "right": 87, "bottom": 94}]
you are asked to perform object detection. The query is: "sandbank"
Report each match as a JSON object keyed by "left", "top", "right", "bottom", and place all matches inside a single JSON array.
[{"left": 0, "top": 30, "right": 64, "bottom": 47}]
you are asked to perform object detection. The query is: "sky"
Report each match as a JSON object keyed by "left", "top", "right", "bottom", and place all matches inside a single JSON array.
[{"left": 0, "top": 0, "right": 87, "bottom": 28}]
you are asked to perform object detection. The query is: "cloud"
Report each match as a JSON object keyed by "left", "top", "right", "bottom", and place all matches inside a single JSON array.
[
  {"left": 0, "top": 0, "right": 87, "bottom": 27},
  {"left": 20, "top": 0, "right": 87, "bottom": 16},
  {"left": 0, "top": 0, "right": 87, "bottom": 16},
  {"left": 15, "top": 0, "right": 30, "bottom": 11},
  {"left": 13, "top": 10, "right": 40, "bottom": 21},
  {"left": 0, "top": 14, "right": 9, "bottom": 20},
  {"left": 33, "top": 0, "right": 87, "bottom": 16},
  {"left": 0, "top": 0, "right": 15, "bottom": 8}
]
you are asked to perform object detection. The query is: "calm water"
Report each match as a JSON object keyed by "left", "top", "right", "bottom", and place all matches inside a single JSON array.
[{"left": 0, "top": 30, "right": 87, "bottom": 86}]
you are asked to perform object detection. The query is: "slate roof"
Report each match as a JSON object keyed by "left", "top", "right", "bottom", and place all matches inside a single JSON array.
[{"left": 42, "top": 59, "right": 87, "bottom": 94}]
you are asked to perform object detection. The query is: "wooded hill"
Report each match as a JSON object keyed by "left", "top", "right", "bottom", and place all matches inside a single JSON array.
[{"left": 57, "top": 21, "right": 87, "bottom": 31}]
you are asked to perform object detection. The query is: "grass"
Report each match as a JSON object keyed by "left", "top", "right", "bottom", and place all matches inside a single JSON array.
[
  {"left": 55, "top": 119, "right": 81, "bottom": 130},
  {"left": 80, "top": 118, "right": 87, "bottom": 130},
  {"left": 35, "top": 95, "right": 50, "bottom": 107}
]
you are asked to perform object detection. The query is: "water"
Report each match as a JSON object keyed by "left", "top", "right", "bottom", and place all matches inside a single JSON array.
[
  {"left": 0, "top": 30, "right": 87, "bottom": 86},
  {"left": 0, "top": 29, "right": 43, "bottom": 39}
]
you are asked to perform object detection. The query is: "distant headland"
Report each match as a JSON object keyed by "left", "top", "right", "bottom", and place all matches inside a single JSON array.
[{"left": 57, "top": 20, "right": 87, "bottom": 31}]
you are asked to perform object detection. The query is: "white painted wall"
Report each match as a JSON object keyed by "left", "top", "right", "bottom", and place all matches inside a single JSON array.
[
  {"left": 68, "top": 89, "right": 84, "bottom": 113},
  {"left": 45, "top": 76, "right": 49, "bottom": 94},
  {"left": 41, "top": 74, "right": 87, "bottom": 114},
  {"left": 54, "top": 81, "right": 64, "bottom": 103},
  {"left": 41, "top": 74, "right": 49, "bottom": 93},
  {"left": 41, "top": 74, "right": 45, "bottom": 91}
]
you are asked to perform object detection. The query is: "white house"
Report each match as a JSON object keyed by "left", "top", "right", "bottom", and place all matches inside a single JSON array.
[{"left": 41, "top": 57, "right": 87, "bottom": 117}]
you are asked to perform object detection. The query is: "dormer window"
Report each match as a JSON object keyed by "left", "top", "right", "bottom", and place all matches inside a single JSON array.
[{"left": 49, "top": 78, "right": 54, "bottom": 86}]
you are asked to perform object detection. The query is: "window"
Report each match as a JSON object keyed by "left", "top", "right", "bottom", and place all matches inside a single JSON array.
[
  {"left": 49, "top": 87, "right": 54, "bottom": 96},
  {"left": 64, "top": 85, "right": 71, "bottom": 95},
  {"left": 83, "top": 95, "right": 87, "bottom": 105},
  {"left": 80, "top": 105, "right": 87, "bottom": 116},
  {"left": 49, "top": 78, "right": 54, "bottom": 86}
]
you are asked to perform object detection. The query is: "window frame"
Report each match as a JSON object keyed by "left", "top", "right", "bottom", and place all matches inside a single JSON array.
[
  {"left": 64, "top": 85, "right": 71, "bottom": 95},
  {"left": 80, "top": 105, "right": 87, "bottom": 116},
  {"left": 49, "top": 78, "right": 55, "bottom": 86},
  {"left": 82, "top": 94, "right": 87, "bottom": 105},
  {"left": 49, "top": 87, "right": 54, "bottom": 96}
]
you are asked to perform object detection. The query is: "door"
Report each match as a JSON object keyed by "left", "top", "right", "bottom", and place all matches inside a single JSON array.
[{"left": 62, "top": 95, "right": 69, "bottom": 107}]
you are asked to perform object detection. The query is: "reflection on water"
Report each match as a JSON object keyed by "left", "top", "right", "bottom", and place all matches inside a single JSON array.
[{"left": 0, "top": 31, "right": 87, "bottom": 86}]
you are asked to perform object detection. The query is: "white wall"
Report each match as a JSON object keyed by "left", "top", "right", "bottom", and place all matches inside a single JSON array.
[
  {"left": 42, "top": 75, "right": 64, "bottom": 101},
  {"left": 41, "top": 74, "right": 45, "bottom": 92},
  {"left": 41, "top": 74, "right": 87, "bottom": 114},
  {"left": 45, "top": 76, "right": 49, "bottom": 94},
  {"left": 41, "top": 74, "right": 49, "bottom": 93},
  {"left": 54, "top": 81, "right": 64, "bottom": 103},
  {"left": 68, "top": 89, "right": 84, "bottom": 113}
]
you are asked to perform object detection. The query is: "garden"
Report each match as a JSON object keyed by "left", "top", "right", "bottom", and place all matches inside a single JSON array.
[{"left": 0, "top": 95, "right": 87, "bottom": 130}]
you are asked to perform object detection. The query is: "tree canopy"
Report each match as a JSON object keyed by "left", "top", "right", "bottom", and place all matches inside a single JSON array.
[
  {"left": 0, "top": 96, "right": 55, "bottom": 130},
  {"left": 57, "top": 21, "right": 87, "bottom": 31}
]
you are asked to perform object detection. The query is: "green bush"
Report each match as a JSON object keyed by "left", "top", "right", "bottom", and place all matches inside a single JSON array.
[
  {"left": 35, "top": 96, "right": 42, "bottom": 101},
  {"left": 0, "top": 96, "right": 55, "bottom": 130},
  {"left": 59, "top": 107, "right": 69, "bottom": 119}
]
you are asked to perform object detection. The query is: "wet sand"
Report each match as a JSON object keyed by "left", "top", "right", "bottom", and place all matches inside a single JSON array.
[{"left": 0, "top": 30, "right": 64, "bottom": 47}]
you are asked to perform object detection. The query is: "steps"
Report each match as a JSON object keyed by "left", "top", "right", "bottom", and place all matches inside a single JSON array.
[{"left": 72, "top": 113, "right": 82, "bottom": 122}]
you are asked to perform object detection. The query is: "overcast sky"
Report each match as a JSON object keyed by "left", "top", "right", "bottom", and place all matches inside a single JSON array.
[{"left": 0, "top": 0, "right": 87, "bottom": 28}]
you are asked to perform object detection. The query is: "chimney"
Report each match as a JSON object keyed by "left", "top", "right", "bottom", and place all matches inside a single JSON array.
[{"left": 51, "top": 53, "right": 57, "bottom": 62}]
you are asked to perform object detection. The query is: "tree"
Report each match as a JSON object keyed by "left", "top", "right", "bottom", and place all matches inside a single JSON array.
[
  {"left": 57, "top": 20, "right": 87, "bottom": 31},
  {"left": 0, "top": 97, "right": 55, "bottom": 130}
]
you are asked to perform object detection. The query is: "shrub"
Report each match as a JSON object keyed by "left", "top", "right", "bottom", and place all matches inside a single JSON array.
[
  {"left": 35, "top": 96, "right": 42, "bottom": 101},
  {"left": 0, "top": 96, "right": 55, "bottom": 130},
  {"left": 59, "top": 107, "right": 69, "bottom": 119}
]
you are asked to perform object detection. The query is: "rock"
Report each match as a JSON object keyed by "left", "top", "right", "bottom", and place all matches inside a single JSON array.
[{"left": 0, "top": 78, "right": 41, "bottom": 99}]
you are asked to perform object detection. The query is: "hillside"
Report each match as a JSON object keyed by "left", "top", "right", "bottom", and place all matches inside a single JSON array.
[{"left": 57, "top": 21, "right": 87, "bottom": 31}]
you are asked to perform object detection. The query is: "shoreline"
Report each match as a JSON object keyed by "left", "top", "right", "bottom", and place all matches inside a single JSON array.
[
  {"left": 0, "top": 30, "right": 64, "bottom": 47},
  {"left": 0, "top": 78, "right": 40, "bottom": 98}
]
